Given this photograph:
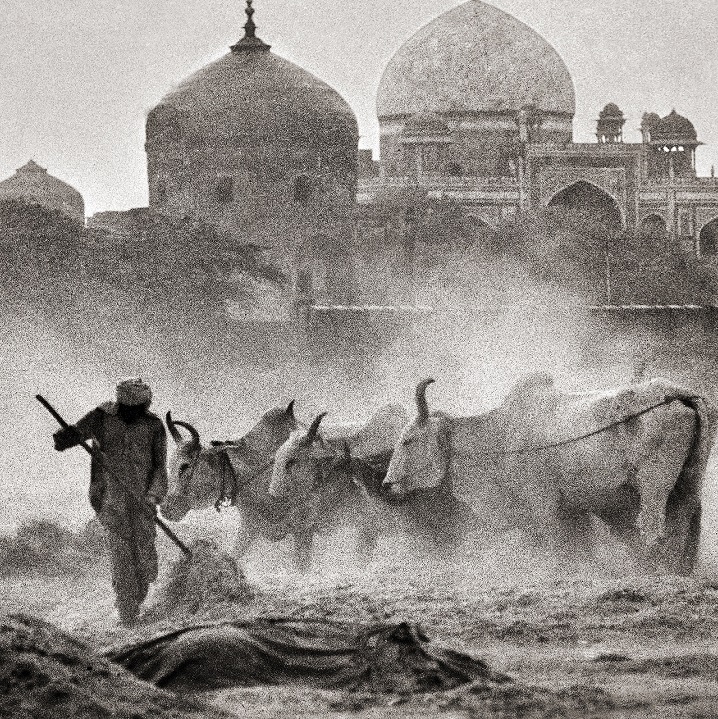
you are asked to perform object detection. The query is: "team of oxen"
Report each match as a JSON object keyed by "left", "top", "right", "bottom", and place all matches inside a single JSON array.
[{"left": 160, "top": 373, "right": 717, "bottom": 575}]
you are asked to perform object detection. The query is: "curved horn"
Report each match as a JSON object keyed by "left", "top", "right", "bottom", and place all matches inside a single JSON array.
[
  {"left": 166, "top": 411, "right": 183, "bottom": 444},
  {"left": 415, "top": 378, "right": 435, "bottom": 424},
  {"left": 303, "top": 412, "right": 327, "bottom": 445},
  {"left": 170, "top": 418, "right": 201, "bottom": 448},
  {"left": 286, "top": 400, "right": 296, "bottom": 420}
]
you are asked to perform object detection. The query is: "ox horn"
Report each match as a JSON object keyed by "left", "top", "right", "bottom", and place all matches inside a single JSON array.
[
  {"left": 302, "top": 412, "right": 327, "bottom": 446},
  {"left": 415, "top": 378, "right": 435, "bottom": 425},
  {"left": 166, "top": 411, "right": 183, "bottom": 444},
  {"left": 286, "top": 400, "right": 296, "bottom": 420},
  {"left": 166, "top": 412, "right": 200, "bottom": 448}
]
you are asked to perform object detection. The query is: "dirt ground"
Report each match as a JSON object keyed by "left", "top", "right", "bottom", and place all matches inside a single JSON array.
[{"left": 3, "top": 521, "right": 718, "bottom": 719}]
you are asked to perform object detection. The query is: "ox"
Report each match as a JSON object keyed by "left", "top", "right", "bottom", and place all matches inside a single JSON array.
[
  {"left": 161, "top": 402, "right": 407, "bottom": 572},
  {"left": 383, "top": 374, "right": 716, "bottom": 574},
  {"left": 269, "top": 414, "right": 478, "bottom": 564}
]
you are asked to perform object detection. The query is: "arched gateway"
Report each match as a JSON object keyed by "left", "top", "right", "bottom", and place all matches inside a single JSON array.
[{"left": 548, "top": 181, "right": 623, "bottom": 232}]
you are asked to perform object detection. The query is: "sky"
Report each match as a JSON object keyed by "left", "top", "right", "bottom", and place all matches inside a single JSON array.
[{"left": 1, "top": 0, "right": 717, "bottom": 216}]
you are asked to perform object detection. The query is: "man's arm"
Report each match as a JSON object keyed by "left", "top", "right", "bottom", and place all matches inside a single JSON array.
[
  {"left": 147, "top": 422, "right": 168, "bottom": 503},
  {"left": 53, "top": 409, "right": 101, "bottom": 452}
]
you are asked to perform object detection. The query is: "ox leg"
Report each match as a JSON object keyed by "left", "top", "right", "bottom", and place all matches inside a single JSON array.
[
  {"left": 662, "top": 495, "right": 702, "bottom": 575},
  {"left": 356, "top": 521, "right": 379, "bottom": 567},
  {"left": 556, "top": 507, "right": 595, "bottom": 565},
  {"left": 293, "top": 530, "right": 314, "bottom": 575},
  {"left": 635, "top": 486, "right": 673, "bottom": 570},
  {"left": 523, "top": 488, "right": 564, "bottom": 559},
  {"left": 680, "top": 505, "right": 703, "bottom": 576},
  {"left": 234, "top": 511, "right": 258, "bottom": 559}
]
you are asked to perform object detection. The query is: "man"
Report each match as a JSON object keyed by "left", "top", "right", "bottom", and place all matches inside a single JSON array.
[{"left": 53, "top": 377, "right": 168, "bottom": 626}]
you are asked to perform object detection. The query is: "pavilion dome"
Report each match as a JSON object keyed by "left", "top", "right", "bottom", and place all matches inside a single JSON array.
[
  {"left": 651, "top": 110, "right": 698, "bottom": 144},
  {"left": 146, "top": 12, "right": 357, "bottom": 149},
  {"left": 0, "top": 161, "right": 84, "bottom": 221},
  {"left": 599, "top": 103, "right": 624, "bottom": 119},
  {"left": 377, "top": 0, "right": 575, "bottom": 120}
]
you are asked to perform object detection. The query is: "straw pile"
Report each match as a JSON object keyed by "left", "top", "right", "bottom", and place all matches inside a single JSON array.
[{"left": 149, "top": 539, "right": 251, "bottom": 617}]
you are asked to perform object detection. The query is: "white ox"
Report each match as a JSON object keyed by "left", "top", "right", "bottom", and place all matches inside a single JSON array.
[
  {"left": 162, "top": 402, "right": 407, "bottom": 573},
  {"left": 383, "top": 374, "right": 716, "bottom": 574}
]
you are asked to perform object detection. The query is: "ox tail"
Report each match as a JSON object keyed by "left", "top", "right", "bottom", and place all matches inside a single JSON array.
[{"left": 665, "top": 388, "right": 718, "bottom": 573}]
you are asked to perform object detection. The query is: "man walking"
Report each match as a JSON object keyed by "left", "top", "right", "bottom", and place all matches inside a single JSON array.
[{"left": 53, "top": 377, "right": 168, "bottom": 626}]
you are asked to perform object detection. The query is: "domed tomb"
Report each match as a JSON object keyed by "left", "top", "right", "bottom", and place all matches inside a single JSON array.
[
  {"left": 0, "top": 161, "right": 84, "bottom": 222},
  {"left": 376, "top": 0, "right": 576, "bottom": 177},
  {"left": 145, "top": 1, "right": 359, "bottom": 305}
]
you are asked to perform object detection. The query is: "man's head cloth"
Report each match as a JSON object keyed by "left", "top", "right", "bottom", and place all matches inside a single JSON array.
[{"left": 116, "top": 377, "right": 152, "bottom": 407}]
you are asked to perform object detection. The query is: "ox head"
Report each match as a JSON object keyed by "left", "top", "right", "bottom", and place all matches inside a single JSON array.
[
  {"left": 161, "top": 401, "right": 297, "bottom": 521},
  {"left": 269, "top": 412, "right": 329, "bottom": 500},
  {"left": 383, "top": 378, "right": 449, "bottom": 497}
]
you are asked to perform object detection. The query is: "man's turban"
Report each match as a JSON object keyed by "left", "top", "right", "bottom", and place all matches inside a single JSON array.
[{"left": 116, "top": 377, "right": 153, "bottom": 407}]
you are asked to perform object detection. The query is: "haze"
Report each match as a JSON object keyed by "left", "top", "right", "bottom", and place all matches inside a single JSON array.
[{"left": 1, "top": 0, "right": 716, "bottom": 216}]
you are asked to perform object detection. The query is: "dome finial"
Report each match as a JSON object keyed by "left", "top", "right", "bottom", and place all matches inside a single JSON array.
[
  {"left": 244, "top": 0, "right": 257, "bottom": 38},
  {"left": 231, "top": 0, "right": 271, "bottom": 52}
]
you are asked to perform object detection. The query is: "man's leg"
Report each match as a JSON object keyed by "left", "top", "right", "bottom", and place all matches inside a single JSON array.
[{"left": 107, "top": 533, "right": 142, "bottom": 625}]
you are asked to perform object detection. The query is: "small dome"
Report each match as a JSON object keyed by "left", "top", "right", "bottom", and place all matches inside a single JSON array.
[
  {"left": 0, "top": 161, "right": 84, "bottom": 221},
  {"left": 377, "top": 0, "right": 575, "bottom": 119},
  {"left": 599, "top": 103, "right": 624, "bottom": 119},
  {"left": 146, "top": 15, "right": 357, "bottom": 149},
  {"left": 401, "top": 112, "right": 451, "bottom": 137},
  {"left": 641, "top": 112, "right": 661, "bottom": 131},
  {"left": 651, "top": 110, "right": 698, "bottom": 144}
]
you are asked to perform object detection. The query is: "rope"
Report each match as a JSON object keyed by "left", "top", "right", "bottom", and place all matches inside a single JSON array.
[{"left": 465, "top": 396, "right": 691, "bottom": 458}]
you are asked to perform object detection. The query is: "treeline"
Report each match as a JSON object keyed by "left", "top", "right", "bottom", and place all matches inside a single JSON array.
[
  {"left": 359, "top": 191, "right": 718, "bottom": 306},
  {"left": 0, "top": 200, "right": 285, "bottom": 353}
]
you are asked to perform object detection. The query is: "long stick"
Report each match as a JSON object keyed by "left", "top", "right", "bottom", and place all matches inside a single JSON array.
[{"left": 36, "top": 394, "right": 192, "bottom": 557}]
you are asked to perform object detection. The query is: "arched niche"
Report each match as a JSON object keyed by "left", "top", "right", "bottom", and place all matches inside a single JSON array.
[
  {"left": 548, "top": 181, "right": 623, "bottom": 233},
  {"left": 639, "top": 213, "right": 667, "bottom": 236},
  {"left": 699, "top": 218, "right": 718, "bottom": 257}
]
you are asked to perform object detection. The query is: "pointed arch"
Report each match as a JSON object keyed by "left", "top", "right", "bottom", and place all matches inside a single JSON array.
[
  {"left": 640, "top": 213, "right": 667, "bottom": 236},
  {"left": 548, "top": 181, "right": 623, "bottom": 232},
  {"left": 699, "top": 218, "right": 718, "bottom": 257}
]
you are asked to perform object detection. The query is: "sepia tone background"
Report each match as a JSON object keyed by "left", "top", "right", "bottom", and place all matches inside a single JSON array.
[{"left": 1, "top": 0, "right": 717, "bottom": 215}]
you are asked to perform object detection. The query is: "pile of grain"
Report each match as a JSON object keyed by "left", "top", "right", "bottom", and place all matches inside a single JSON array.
[{"left": 149, "top": 539, "right": 252, "bottom": 617}]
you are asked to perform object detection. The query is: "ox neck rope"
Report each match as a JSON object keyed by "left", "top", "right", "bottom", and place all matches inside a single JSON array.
[
  {"left": 214, "top": 454, "right": 278, "bottom": 512},
  {"left": 215, "top": 420, "right": 312, "bottom": 510}
]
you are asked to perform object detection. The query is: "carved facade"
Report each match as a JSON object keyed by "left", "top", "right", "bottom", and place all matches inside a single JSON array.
[{"left": 358, "top": 0, "right": 718, "bottom": 284}]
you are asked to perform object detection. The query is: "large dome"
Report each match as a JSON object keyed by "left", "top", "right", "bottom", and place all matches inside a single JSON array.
[
  {"left": 377, "top": 0, "right": 575, "bottom": 119},
  {"left": 146, "top": 23, "right": 357, "bottom": 148},
  {"left": 0, "top": 161, "right": 84, "bottom": 221}
]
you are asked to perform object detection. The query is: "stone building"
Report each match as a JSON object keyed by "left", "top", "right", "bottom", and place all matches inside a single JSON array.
[
  {"left": 0, "top": 160, "right": 84, "bottom": 223},
  {"left": 357, "top": 0, "right": 718, "bottom": 276},
  {"left": 144, "top": 0, "right": 358, "bottom": 306}
]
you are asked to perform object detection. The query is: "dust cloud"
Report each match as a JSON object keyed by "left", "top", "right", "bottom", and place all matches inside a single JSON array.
[{"left": 2, "top": 243, "right": 718, "bottom": 588}]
